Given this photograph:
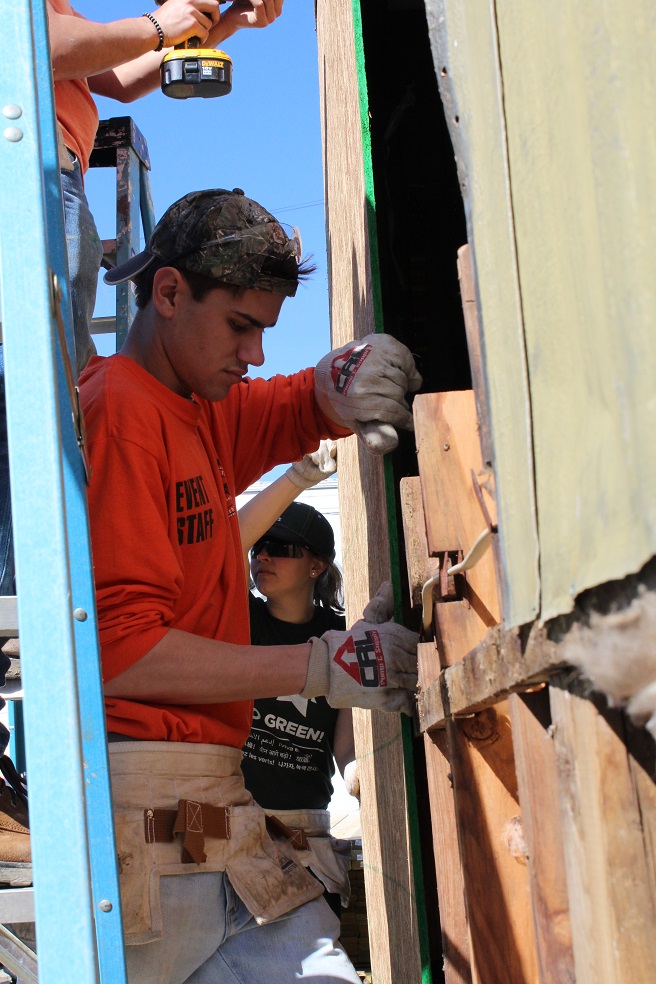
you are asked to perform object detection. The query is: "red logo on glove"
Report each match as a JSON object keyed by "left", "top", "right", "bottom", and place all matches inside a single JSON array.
[
  {"left": 333, "top": 629, "right": 387, "bottom": 688},
  {"left": 330, "top": 344, "right": 372, "bottom": 395}
]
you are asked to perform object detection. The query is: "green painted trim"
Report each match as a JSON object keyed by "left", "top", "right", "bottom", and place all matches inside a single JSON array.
[{"left": 351, "top": 2, "right": 433, "bottom": 980}]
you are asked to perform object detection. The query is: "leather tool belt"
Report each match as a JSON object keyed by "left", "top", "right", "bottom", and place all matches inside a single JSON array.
[{"left": 109, "top": 742, "right": 323, "bottom": 945}]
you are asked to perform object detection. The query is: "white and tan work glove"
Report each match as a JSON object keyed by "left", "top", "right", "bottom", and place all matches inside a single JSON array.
[
  {"left": 301, "top": 583, "right": 418, "bottom": 715},
  {"left": 314, "top": 334, "right": 422, "bottom": 455},
  {"left": 286, "top": 440, "right": 337, "bottom": 490},
  {"left": 343, "top": 760, "right": 360, "bottom": 800}
]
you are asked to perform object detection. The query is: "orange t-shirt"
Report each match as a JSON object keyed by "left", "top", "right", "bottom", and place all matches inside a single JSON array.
[
  {"left": 49, "top": 0, "right": 99, "bottom": 173},
  {"left": 79, "top": 355, "right": 350, "bottom": 746}
]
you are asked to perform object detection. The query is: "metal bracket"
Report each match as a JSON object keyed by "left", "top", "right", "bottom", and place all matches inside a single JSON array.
[{"left": 421, "top": 549, "right": 464, "bottom": 635}]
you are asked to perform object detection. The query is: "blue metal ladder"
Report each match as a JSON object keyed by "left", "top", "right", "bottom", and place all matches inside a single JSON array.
[{"left": 0, "top": 0, "right": 154, "bottom": 979}]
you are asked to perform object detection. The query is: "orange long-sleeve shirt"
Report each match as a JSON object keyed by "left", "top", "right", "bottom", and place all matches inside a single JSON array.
[
  {"left": 49, "top": 0, "right": 99, "bottom": 174},
  {"left": 80, "top": 354, "right": 349, "bottom": 745}
]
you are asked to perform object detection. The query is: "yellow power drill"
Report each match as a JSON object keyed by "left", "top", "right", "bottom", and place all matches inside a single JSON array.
[{"left": 155, "top": 0, "right": 233, "bottom": 99}]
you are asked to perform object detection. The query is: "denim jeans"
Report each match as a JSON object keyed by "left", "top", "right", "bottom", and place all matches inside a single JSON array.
[
  {"left": 60, "top": 153, "right": 101, "bottom": 374},
  {"left": 125, "top": 872, "right": 361, "bottom": 984},
  {"left": 0, "top": 159, "right": 101, "bottom": 748}
]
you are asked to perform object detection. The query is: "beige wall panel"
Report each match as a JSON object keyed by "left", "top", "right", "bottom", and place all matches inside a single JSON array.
[
  {"left": 425, "top": 0, "right": 540, "bottom": 627},
  {"left": 495, "top": 1, "right": 656, "bottom": 618},
  {"left": 316, "top": 2, "right": 422, "bottom": 980}
]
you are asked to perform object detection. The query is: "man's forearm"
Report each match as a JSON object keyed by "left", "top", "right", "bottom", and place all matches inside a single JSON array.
[
  {"left": 48, "top": 11, "right": 166, "bottom": 82},
  {"left": 103, "top": 628, "right": 311, "bottom": 703}
]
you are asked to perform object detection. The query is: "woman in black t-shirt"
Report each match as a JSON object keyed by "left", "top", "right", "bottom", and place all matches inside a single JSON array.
[
  {"left": 243, "top": 502, "right": 354, "bottom": 816},
  {"left": 238, "top": 452, "right": 357, "bottom": 920}
]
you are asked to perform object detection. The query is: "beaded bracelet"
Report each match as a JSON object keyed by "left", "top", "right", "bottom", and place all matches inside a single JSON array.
[{"left": 142, "top": 12, "right": 165, "bottom": 52}]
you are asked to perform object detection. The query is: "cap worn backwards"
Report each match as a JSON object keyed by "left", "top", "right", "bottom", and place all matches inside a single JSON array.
[
  {"left": 103, "top": 188, "right": 301, "bottom": 297},
  {"left": 266, "top": 502, "right": 335, "bottom": 561}
]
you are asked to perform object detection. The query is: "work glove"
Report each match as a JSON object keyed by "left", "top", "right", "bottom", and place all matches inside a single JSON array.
[
  {"left": 301, "top": 583, "right": 418, "bottom": 715},
  {"left": 285, "top": 440, "right": 337, "bottom": 490},
  {"left": 314, "top": 334, "right": 422, "bottom": 455},
  {"left": 361, "top": 580, "right": 395, "bottom": 624},
  {"left": 343, "top": 760, "right": 360, "bottom": 800}
]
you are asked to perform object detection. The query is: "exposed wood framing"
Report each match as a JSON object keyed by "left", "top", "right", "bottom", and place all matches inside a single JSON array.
[
  {"left": 423, "top": 729, "right": 472, "bottom": 984},
  {"left": 550, "top": 678, "right": 656, "bottom": 982},
  {"left": 449, "top": 701, "right": 538, "bottom": 982},
  {"left": 509, "top": 691, "right": 575, "bottom": 983},
  {"left": 316, "top": 2, "right": 422, "bottom": 980}
]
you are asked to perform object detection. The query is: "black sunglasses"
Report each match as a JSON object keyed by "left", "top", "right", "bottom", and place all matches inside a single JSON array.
[{"left": 251, "top": 538, "right": 304, "bottom": 559}]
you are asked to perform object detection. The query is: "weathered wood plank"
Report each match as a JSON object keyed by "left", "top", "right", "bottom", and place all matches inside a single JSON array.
[
  {"left": 414, "top": 390, "right": 497, "bottom": 562},
  {"left": 448, "top": 701, "right": 538, "bottom": 982},
  {"left": 414, "top": 392, "right": 500, "bottom": 677},
  {"left": 316, "top": 2, "right": 422, "bottom": 980},
  {"left": 549, "top": 678, "right": 656, "bottom": 982},
  {"left": 416, "top": 640, "right": 442, "bottom": 724},
  {"left": 624, "top": 722, "right": 656, "bottom": 916},
  {"left": 424, "top": 0, "right": 539, "bottom": 628},
  {"left": 509, "top": 691, "right": 575, "bottom": 984},
  {"left": 444, "top": 624, "right": 563, "bottom": 722},
  {"left": 400, "top": 476, "right": 440, "bottom": 612},
  {"left": 424, "top": 729, "right": 474, "bottom": 984}
]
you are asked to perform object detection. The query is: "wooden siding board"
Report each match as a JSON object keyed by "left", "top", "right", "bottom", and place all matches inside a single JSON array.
[
  {"left": 448, "top": 703, "right": 538, "bottom": 982},
  {"left": 424, "top": 0, "right": 540, "bottom": 628},
  {"left": 549, "top": 680, "right": 656, "bottom": 981},
  {"left": 494, "top": 1, "right": 656, "bottom": 618},
  {"left": 509, "top": 691, "right": 575, "bottom": 984},
  {"left": 424, "top": 730, "right": 474, "bottom": 984},
  {"left": 316, "top": 2, "right": 423, "bottom": 980}
]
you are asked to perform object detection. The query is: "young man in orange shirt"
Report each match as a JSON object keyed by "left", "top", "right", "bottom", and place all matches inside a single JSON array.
[
  {"left": 0, "top": 5, "right": 283, "bottom": 866},
  {"left": 81, "top": 186, "right": 420, "bottom": 982}
]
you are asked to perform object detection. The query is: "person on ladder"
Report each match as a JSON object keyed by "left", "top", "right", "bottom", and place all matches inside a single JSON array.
[
  {"left": 81, "top": 186, "right": 420, "bottom": 983},
  {"left": 0, "top": 1, "right": 283, "bottom": 884}
]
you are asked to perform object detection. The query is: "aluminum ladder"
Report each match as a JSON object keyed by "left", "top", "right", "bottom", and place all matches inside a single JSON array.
[{"left": 0, "top": 0, "right": 155, "bottom": 979}]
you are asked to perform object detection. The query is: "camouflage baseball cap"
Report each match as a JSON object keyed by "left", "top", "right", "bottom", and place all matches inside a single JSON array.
[{"left": 103, "top": 188, "right": 302, "bottom": 297}]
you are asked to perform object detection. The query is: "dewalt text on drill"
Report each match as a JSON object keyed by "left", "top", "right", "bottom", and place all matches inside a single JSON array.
[{"left": 155, "top": 0, "right": 233, "bottom": 99}]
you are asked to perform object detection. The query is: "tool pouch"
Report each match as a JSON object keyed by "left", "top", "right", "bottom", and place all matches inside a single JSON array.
[
  {"left": 109, "top": 743, "right": 322, "bottom": 945},
  {"left": 265, "top": 808, "right": 352, "bottom": 907}
]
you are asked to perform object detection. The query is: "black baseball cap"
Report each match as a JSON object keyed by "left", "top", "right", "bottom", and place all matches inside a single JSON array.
[{"left": 265, "top": 503, "right": 335, "bottom": 561}]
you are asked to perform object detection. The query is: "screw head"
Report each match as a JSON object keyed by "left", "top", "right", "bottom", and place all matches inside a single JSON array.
[
  {"left": 73, "top": 608, "right": 88, "bottom": 622},
  {"left": 2, "top": 105, "right": 22, "bottom": 120},
  {"left": 98, "top": 899, "right": 113, "bottom": 913},
  {"left": 3, "top": 126, "right": 23, "bottom": 143}
]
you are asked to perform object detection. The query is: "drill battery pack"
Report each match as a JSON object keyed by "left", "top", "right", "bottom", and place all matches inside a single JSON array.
[{"left": 160, "top": 48, "right": 233, "bottom": 99}]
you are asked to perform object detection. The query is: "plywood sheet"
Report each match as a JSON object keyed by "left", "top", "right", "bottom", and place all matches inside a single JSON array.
[
  {"left": 493, "top": 1, "right": 656, "bottom": 618},
  {"left": 423, "top": 0, "right": 540, "bottom": 628}
]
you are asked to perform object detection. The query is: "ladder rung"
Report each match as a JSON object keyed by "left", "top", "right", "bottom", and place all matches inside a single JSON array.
[
  {"left": 0, "top": 887, "right": 35, "bottom": 923},
  {"left": 0, "top": 598, "right": 17, "bottom": 636},
  {"left": 90, "top": 316, "right": 117, "bottom": 335}
]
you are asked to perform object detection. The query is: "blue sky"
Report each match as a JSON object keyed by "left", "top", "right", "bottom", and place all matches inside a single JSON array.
[{"left": 78, "top": 0, "right": 331, "bottom": 385}]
